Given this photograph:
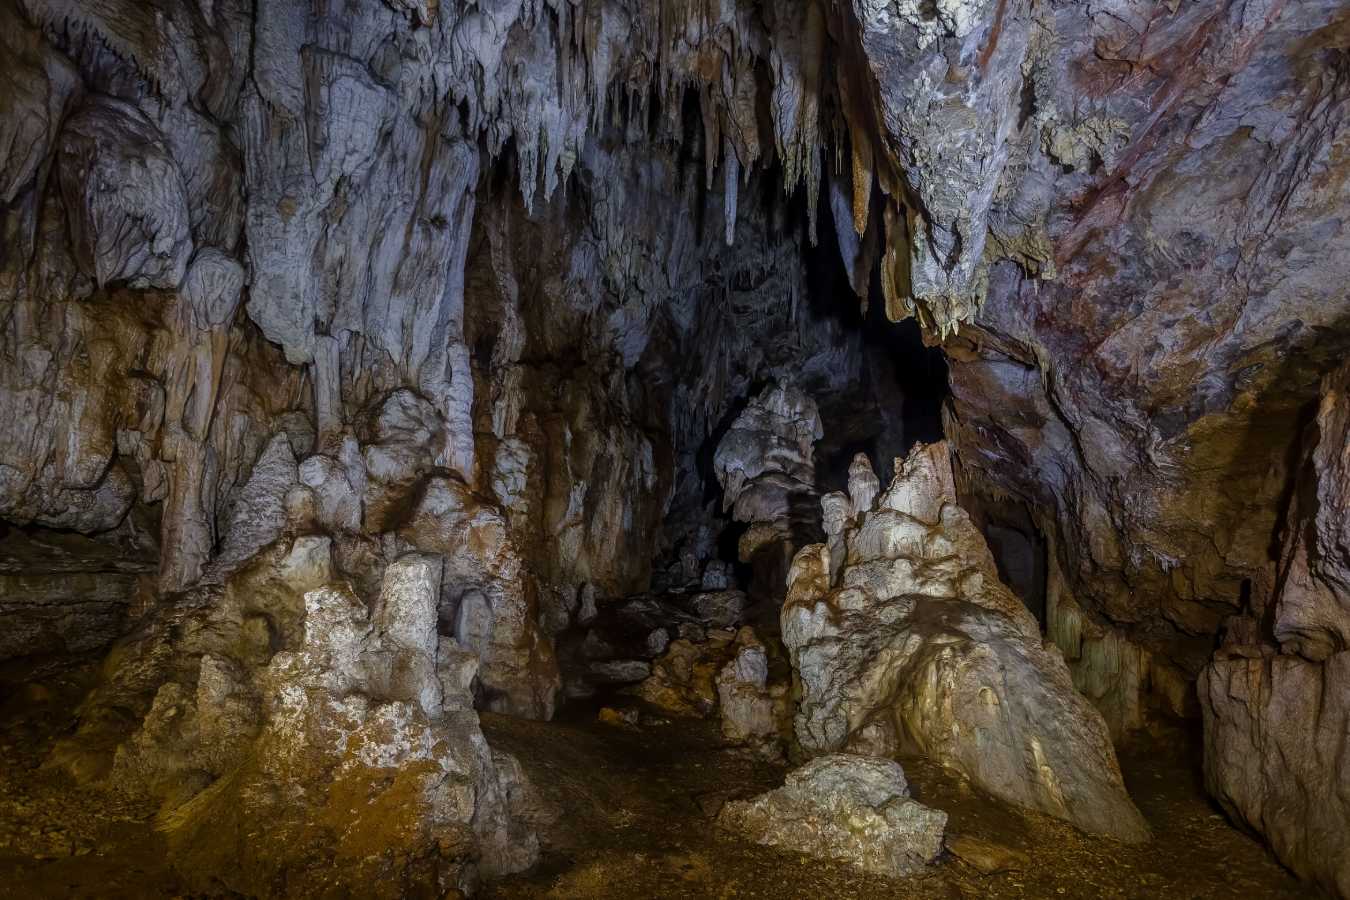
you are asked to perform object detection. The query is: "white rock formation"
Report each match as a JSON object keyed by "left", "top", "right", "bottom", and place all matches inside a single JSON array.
[
  {"left": 715, "top": 628, "right": 787, "bottom": 757},
  {"left": 66, "top": 540, "right": 539, "bottom": 897},
  {"left": 714, "top": 383, "right": 823, "bottom": 533},
  {"left": 713, "top": 383, "right": 824, "bottom": 598},
  {"left": 717, "top": 754, "right": 946, "bottom": 877},
  {"left": 783, "top": 441, "right": 1149, "bottom": 843}
]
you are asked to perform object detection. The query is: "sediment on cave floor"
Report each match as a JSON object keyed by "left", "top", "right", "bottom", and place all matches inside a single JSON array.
[{"left": 3, "top": 0, "right": 1349, "bottom": 897}]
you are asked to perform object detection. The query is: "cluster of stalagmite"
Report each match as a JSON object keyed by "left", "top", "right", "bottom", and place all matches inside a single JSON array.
[
  {"left": 780, "top": 442, "right": 1149, "bottom": 843},
  {"left": 53, "top": 538, "right": 542, "bottom": 896}
]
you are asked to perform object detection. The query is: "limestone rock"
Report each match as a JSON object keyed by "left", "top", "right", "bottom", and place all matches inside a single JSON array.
[
  {"left": 360, "top": 390, "right": 444, "bottom": 532},
  {"left": 688, "top": 590, "right": 749, "bottom": 628},
  {"left": 202, "top": 433, "right": 298, "bottom": 582},
  {"left": 847, "top": 453, "right": 880, "bottom": 519},
  {"left": 297, "top": 445, "right": 363, "bottom": 534},
  {"left": 946, "top": 834, "right": 1029, "bottom": 874},
  {"left": 586, "top": 659, "right": 651, "bottom": 684},
  {"left": 62, "top": 540, "right": 539, "bottom": 896},
  {"left": 633, "top": 634, "right": 735, "bottom": 718},
  {"left": 701, "top": 560, "right": 734, "bottom": 591},
  {"left": 635, "top": 625, "right": 789, "bottom": 755},
  {"left": 943, "top": 0, "right": 1350, "bottom": 752},
  {"left": 717, "top": 754, "right": 946, "bottom": 878},
  {"left": 402, "top": 475, "right": 560, "bottom": 720},
  {"left": 1201, "top": 651, "right": 1350, "bottom": 898},
  {"left": 180, "top": 248, "right": 245, "bottom": 330},
  {"left": 0, "top": 571, "right": 142, "bottom": 663},
  {"left": 783, "top": 441, "right": 1149, "bottom": 843},
  {"left": 57, "top": 96, "right": 193, "bottom": 290},
  {"left": 1, "top": 0, "right": 1346, "bottom": 894},
  {"left": 713, "top": 383, "right": 822, "bottom": 527},
  {"left": 715, "top": 628, "right": 789, "bottom": 757},
  {"left": 1200, "top": 362, "right": 1350, "bottom": 898}
]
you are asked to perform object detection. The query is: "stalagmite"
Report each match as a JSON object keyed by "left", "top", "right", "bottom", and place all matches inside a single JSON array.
[{"left": 783, "top": 442, "right": 1149, "bottom": 843}]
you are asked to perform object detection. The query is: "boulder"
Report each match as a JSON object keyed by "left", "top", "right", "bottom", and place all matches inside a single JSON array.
[{"left": 717, "top": 754, "right": 946, "bottom": 877}]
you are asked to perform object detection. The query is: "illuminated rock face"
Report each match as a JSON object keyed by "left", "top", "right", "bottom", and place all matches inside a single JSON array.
[
  {"left": 713, "top": 382, "right": 825, "bottom": 597},
  {"left": 717, "top": 754, "right": 947, "bottom": 878},
  {"left": 783, "top": 443, "right": 1149, "bottom": 843},
  {"left": 56, "top": 540, "right": 539, "bottom": 895},
  {"left": 1201, "top": 362, "right": 1350, "bottom": 898}
]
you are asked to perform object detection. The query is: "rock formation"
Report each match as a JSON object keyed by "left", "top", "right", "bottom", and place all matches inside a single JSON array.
[
  {"left": 52, "top": 537, "right": 538, "bottom": 896},
  {"left": 783, "top": 443, "right": 1149, "bottom": 842},
  {"left": 1200, "top": 361, "right": 1350, "bottom": 898},
  {"left": 633, "top": 625, "right": 790, "bottom": 757},
  {"left": 943, "top": 0, "right": 1350, "bottom": 745},
  {"left": 717, "top": 754, "right": 946, "bottom": 877},
  {"left": 713, "top": 382, "right": 824, "bottom": 597}
]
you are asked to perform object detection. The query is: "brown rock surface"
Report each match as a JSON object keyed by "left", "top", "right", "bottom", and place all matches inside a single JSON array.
[
  {"left": 0, "top": 0, "right": 1347, "bottom": 893},
  {"left": 1200, "top": 361, "right": 1350, "bottom": 898}
]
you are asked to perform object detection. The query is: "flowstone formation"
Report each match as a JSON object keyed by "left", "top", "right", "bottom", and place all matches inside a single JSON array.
[
  {"left": 1200, "top": 361, "right": 1350, "bottom": 898},
  {"left": 713, "top": 383, "right": 824, "bottom": 597},
  {"left": 52, "top": 538, "right": 540, "bottom": 897},
  {"left": 783, "top": 443, "right": 1148, "bottom": 843},
  {"left": 718, "top": 754, "right": 946, "bottom": 878}
]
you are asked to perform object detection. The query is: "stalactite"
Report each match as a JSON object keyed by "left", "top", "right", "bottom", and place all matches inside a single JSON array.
[{"left": 723, "top": 135, "right": 739, "bottom": 246}]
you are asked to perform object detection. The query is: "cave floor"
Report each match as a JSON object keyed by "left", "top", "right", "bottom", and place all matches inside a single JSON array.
[
  {"left": 482, "top": 704, "right": 1304, "bottom": 900},
  {"left": 0, "top": 666, "right": 1306, "bottom": 900}
]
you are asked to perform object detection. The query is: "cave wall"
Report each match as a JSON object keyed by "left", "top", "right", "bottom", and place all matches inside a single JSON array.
[
  {"left": 0, "top": 0, "right": 844, "bottom": 660},
  {"left": 943, "top": 0, "right": 1350, "bottom": 718},
  {"left": 1200, "top": 360, "right": 1350, "bottom": 896}
]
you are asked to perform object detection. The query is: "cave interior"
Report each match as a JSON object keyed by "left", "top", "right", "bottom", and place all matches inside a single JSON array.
[{"left": 1, "top": 0, "right": 1348, "bottom": 898}]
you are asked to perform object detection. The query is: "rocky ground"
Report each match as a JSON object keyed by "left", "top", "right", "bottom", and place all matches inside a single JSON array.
[
  {"left": 0, "top": 663, "right": 1307, "bottom": 899},
  {"left": 0, "top": 664, "right": 183, "bottom": 899},
  {"left": 484, "top": 703, "right": 1300, "bottom": 900}
]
